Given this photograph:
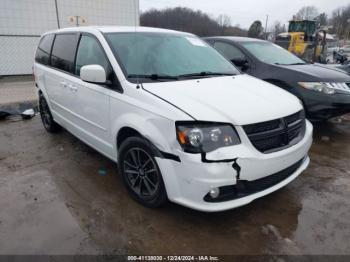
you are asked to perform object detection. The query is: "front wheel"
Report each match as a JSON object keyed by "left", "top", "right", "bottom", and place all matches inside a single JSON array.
[{"left": 118, "top": 137, "right": 168, "bottom": 208}]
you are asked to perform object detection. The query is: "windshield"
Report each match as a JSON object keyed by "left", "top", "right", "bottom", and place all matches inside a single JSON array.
[
  {"left": 105, "top": 33, "right": 239, "bottom": 82},
  {"left": 288, "top": 21, "right": 316, "bottom": 36},
  {"left": 241, "top": 41, "right": 306, "bottom": 65}
]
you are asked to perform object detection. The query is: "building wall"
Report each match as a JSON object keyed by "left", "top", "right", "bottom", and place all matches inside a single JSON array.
[
  {"left": 0, "top": 36, "right": 40, "bottom": 75},
  {"left": 0, "top": 0, "right": 139, "bottom": 76}
]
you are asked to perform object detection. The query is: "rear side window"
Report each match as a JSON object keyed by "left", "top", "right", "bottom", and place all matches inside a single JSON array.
[
  {"left": 51, "top": 34, "right": 79, "bottom": 73},
  {"left": 35, "top": 34, "right": 54, "bottom": 65}
]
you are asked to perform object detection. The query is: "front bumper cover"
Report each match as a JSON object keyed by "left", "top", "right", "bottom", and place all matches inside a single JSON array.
[
  {"left": 301, "top": 90, "right": 350, "bottom": 120},
  {"left": 203, "top": 157, "right": 305, "bottom": 203},
  {"left": 155, "top": 120, "right": 313, "bottom": 212}
]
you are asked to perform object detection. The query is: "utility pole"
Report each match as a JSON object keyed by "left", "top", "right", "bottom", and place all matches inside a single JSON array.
[
  {"left": 264, "top": 15, "right": 269, "bottom": 40},
  {"left": 54, "top": 0, "right": 60, "bottom": 29}
]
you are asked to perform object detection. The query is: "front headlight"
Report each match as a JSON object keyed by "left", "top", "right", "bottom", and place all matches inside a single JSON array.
[
  {"left": 176, "top": 122, "right": 240, "bottom": 153},
  {"left": 298, "top": 82, "right": 336, "bottom": 95}
]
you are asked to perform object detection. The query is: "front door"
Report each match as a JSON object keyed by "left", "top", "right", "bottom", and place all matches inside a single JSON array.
[
  {"left": 213, "top": 41, "right": 253, "bottom": 74},
  {"left": 67, "top": 34, "right": 117, "bottom": 156}
]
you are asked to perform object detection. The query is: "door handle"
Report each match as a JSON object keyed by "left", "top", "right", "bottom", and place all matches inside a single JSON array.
[
  {"left": 68, "top": 84, "right": 78, "bottom": 92},
  {"left": 60, "top": 81, "right": 67, "bottom": 88}
]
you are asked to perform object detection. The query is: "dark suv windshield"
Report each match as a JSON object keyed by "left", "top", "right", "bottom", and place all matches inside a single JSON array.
[
  {"left": 105, "top": 33, "right": 239, "bottom": 82},
  {"left": 241, "top": 41, "right": 306, "bottom": 65}
]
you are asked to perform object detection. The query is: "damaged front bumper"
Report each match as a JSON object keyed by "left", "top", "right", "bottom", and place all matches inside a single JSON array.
[{"left": 156, "top": 120, "right": 313, "bottom": 212}]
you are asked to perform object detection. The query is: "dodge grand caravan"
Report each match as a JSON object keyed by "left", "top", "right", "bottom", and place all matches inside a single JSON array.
[{"left": 34, "top": 27, "right": 313, "bottom": 212}]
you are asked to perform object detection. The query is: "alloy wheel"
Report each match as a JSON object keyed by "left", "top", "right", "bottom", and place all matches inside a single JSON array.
[{"left": 123, "top": 147, "right": 160, "bottom": 198}]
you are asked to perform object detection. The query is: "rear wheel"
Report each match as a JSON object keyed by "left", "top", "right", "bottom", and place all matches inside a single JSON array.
[
  {"left": 39, "top": 94, "right": 61, "bottom": 133},
  {"left": 118, "top": 137, "right": 168, "bottom": 208}
]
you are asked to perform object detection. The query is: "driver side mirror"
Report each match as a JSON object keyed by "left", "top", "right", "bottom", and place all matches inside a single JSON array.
[
  {"left": 80, "top": 65, "right": 107, "bottom": 84},
  {"left": 231, "top": 58, "right": 249, "bottom": 71}
]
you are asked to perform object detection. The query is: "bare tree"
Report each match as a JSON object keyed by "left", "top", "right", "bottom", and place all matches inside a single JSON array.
[
  {"left": 271, "top": 21, "right": 286, "bottom": 35},
  {"left": 217, "top": 14, "right": 231, "bottom": 34},
  {"left": 317, "top": 13, "right": 328, "bottom": 26},
  {"left": 329, "top": 4, "right": 350, "bottom": 40},
  {"left": 294, "top": 6, "right": 319, "bottom": 20},
  {"left": 217, "top": 14, "right": 231, "bottom": 28},
  {"left": 140, "top": 7, "right": 247, "bottom": 37},
  {"left": 141, "top": 7, "right": 221, "bottom": 36}
]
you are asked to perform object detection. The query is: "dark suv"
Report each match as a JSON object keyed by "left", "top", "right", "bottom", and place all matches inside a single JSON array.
[{"left": 204, "top": 36, "right": 350, "bottom": 121}]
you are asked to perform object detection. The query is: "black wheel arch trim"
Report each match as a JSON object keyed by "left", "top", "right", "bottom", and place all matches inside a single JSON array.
[
  {"left": 158, "top": 151, "right": 181, "bottom": 162},
  {"left": 146, "top": 139, "right": 181, "bottom": 162},
  {"left": 118, "top": 133, "right": 181, "bottom": 163}
]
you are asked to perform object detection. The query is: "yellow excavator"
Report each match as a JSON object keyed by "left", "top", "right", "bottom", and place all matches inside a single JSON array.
[{"left": 275, "top": 20, "right": 327, "bottom": 63}]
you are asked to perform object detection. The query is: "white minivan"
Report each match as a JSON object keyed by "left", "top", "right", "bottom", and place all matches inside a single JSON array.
[{"left": 34, "top": 26, "right": 313, "bottom": 212}]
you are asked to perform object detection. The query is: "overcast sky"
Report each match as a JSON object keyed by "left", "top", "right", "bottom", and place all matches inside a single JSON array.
[{"left": 140, "top": 0, "right": 350, "bottom": 29}]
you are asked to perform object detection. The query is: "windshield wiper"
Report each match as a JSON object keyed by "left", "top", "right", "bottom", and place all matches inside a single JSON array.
[
  {"left": 179, "top": 71, "right": 236, "bottom": 78},
  {"left": 275, "top": 62, "right": 306, "bottom": 66},
  {"left": 288, "top": 62, "right": 307, "bottom": 65},
  {"left": 128, "top": 74, "right": 179, "bottom": 81}
]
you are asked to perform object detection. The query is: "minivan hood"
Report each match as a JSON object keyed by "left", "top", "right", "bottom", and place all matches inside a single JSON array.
[
  {"left": 275, "top": 63, "right": 350, "bottom": 82},
  {"left": 143, "top": 74, "right": 302, "bottom": 126}
]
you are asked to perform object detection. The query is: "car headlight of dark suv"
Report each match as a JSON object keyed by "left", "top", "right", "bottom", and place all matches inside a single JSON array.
[{"left": 298, "top": 82, "right": 350, "bottom": 95}]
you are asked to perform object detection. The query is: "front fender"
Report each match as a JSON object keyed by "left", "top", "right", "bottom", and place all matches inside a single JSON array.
[
  {"left": 111, "top": 112, "right": 178, "bottom": 156},
  {"left": 111, "top": 112, "right": 184, "bottom": 201}
]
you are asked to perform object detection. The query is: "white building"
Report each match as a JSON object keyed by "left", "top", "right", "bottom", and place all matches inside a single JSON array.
[{"left": 0, "top": 0, "right": 139, "bottom": 76}]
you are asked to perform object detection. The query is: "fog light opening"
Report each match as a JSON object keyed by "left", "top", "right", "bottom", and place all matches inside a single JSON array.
[{"left": 209, "top": 187, "right": 220, "bottom": 199}]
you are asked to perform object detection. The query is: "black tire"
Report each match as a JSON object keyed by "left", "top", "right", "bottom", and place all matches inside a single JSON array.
[
  {"left": 39, "top": 94, "right": 61, "bottom": 133},
  {"left": 118, "top": 137, "right": 168, "bottom": 208}
]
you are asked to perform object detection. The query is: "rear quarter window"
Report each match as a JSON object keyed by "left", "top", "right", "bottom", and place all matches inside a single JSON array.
[
  {"left": 35, "top": 34, "right": 55, "bottom": 65},
  {"left": 50, "top": 34, "right": 79, "bottom": 73}
]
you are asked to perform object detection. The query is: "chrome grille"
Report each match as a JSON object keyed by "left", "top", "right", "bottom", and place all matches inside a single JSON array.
[{"left": 243, "top": 111, "right": 306, "bottom": 153}]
